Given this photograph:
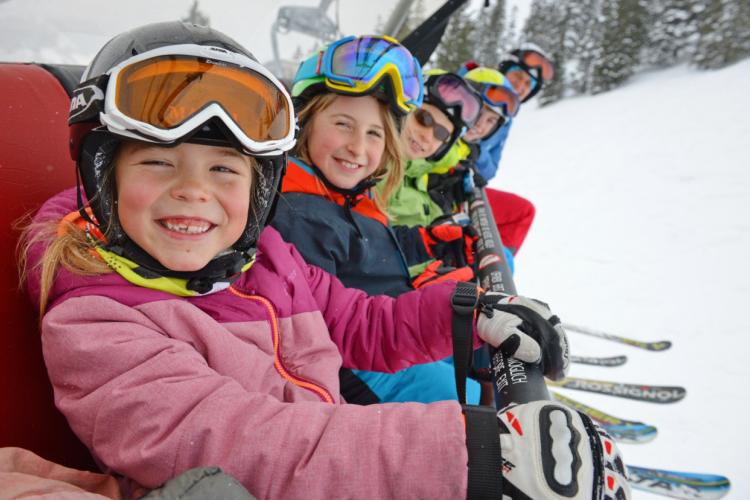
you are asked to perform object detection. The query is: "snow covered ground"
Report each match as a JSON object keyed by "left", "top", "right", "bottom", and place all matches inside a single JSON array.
[{"left": 497, "top": 59, "right": 750, "bottom": 498}]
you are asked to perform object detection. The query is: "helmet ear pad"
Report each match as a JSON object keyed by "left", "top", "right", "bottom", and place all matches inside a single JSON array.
[
  {"left": 76, "top": 130, "right": 126, "bottom": 242},
  {"left": 239, "top": 153, "right": 287, "bottom": 252}
]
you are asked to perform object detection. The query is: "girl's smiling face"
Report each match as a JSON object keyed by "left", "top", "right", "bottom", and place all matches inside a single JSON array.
[
  {"left": 115, "top": 141, "right": 254, "bottom": 272},
  {"left": 306, "top": 95, "right": 386, "bottom": 190}
]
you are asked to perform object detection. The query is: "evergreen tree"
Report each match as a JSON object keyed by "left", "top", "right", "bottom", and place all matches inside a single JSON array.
[
  {"left": 693, "top": 0, "right": 750, "bottom": 69},
  {"left": 476, "top": 0, "right": 506, "bottom": 67},
  {"left": 644, "top": 0, "right": 699, "bottom": 67},
  {"left": 563, "top": 0, "right": 602, "bottom": 95},
  {"left": 522, "top": 0, "right": 569, "bottom": 105},
  {"left": 181, "top": 0, "right": 210, "bottom": 27},
  {"left": 591, "top": 0, "right": 648, "bottom": 93},
  {"left": 435, "top": 4, "right": 476, "bottom": 71},
  {"left": 501, "top": 5, "right": 519, "bottom": 54}
]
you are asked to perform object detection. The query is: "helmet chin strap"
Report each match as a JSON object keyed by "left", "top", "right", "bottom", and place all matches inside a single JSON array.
[
  {"left": 108, "top": 237, "right": 254, "bottom": 294},
  {"left": 75, "top": 127, "right": 273, "bottom": 296}
]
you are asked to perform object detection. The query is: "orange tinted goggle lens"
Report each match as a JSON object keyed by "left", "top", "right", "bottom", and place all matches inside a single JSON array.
[
  {"left": 115, "top": 56, "right": 290, "bottom": 141},
  {"left": 521, "top": 51, "right": 554, "bottom": 81},
  {"left": 484, "top": 86, "right": 519, "bottom": 116}
]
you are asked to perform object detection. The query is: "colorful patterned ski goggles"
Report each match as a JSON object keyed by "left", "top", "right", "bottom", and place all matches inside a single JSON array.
[
  {"left": 69, "top": 44, "right": 296, "bottom": 156},
  {"left": 426, "top": 73, "right": 482, "bottom": 127},
  {"left": 294, "top": 35, "right": 424, "bottom": 115},
  {"left": 517, "top": 48, "right": 555, "bottom": 81},
  {"left": 474, "top": 82, "right": 520, "bottom": 118}
]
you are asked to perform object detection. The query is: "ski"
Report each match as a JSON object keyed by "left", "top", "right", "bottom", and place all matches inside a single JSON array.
[
  {"left": 551, "top": 391, "right": 657, "bottom": 443},
  {"left": 547, "top": 376, "right": 686, "bottom": 404},
  {"left": 564, "top": 322, "right": 672, "bottom": 351},
  {"left": 571, "top": 354, "right": 627, "bottom": 367},
  {"left": 627, "top": 465, "right": 731, "bottom": 499}
]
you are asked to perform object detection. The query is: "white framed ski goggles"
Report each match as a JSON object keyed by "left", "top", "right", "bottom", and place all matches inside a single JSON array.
[{"left": 69, "top": 44, "right": 296, "bottom": 156}]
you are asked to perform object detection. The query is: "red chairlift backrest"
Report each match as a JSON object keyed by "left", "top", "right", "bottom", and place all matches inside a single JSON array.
[{"left": 0, "top": 62, "right": 97, "bottom": 471}]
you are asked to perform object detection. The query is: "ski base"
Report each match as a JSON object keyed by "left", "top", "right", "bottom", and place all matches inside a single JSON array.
[
  {"left": 571, "top": 354, "right": 627, "bottom": 367},
  {"left": 548, "top": 376, "right": 686, "bottom": 404},
  {"left": 552, "top": 391, "right": 657, "bottom": 444},
  {"left": 628, "top": 465, "right": 731, "bottom": 499},
  {"left": 564, "top": 322, "right": 672, "bottom": 351}
]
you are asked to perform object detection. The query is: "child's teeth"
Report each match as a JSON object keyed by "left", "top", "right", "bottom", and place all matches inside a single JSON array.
[{"left": 164, "top": 221, "right": 210, "bottom": 234}]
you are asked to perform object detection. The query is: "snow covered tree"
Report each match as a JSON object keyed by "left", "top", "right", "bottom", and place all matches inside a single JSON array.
[
  {"left": 181, "top": 0, "right": 210, "bottom": 27},
  {"left": 475, "top": 0, "right": 506, "bottom": 67},
  {"left": 501, "top": 5, "right": 520, "bottom": 54},
  {"left": 522, "top": 0, "right": 569, "bottom": 105},
  {"left": 693, "top": 0, "right": 750, "bottom": 69},
  {"left": 590, "top": 0, "right": 648, "bottom": 93},
  {"left": 435, "top": 3, "right": 476, "bottom": 71},
  {"left": 643, "top": 0, "right": 699, "bottom": 67},
  {"left": 563, "top": 0, "right": 603, "bottom": 95}
]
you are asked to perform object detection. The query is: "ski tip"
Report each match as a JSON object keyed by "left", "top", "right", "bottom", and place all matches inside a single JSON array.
[
  {"left": 648, "top": 340, "right": 672, "bottom": 351},
  {"left": 571, "top": 355, "right": 628, "bottom": 367},
  {"left": 603, "top": 423, "right": 658, "bottom": 444},
  {"left": 627, "top": 465, "right": 731, "bottom": 499}
]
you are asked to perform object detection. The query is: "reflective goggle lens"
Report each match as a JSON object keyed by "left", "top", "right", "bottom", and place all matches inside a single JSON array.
[
  {"left": 519, "top": 50, "right": 554, "bottom": 81},
  {"left": 433, "top": 74, "right": 482, "bottom": 125},
  {"left": 414, "top": 109, "right": 451, "bottom": 142},
  {"left": 329, "top": 36, "right": 422, "bottom": 105},
  {"left": 482, "top": 84, "right": 520, "bottom": 117},
  {"left": 116, "top": 56, "right": 291, "bottom": 142}
]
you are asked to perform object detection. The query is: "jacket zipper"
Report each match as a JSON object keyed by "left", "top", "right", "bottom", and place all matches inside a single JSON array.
[{"left": 229, "top": 286, "right": 334, "bottom": 404}]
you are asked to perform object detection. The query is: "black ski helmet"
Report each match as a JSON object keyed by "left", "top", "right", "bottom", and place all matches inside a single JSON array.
[
  {"left": 68, "top": 21, "right": 295, "bottom": 293},
  {"left": 421, "top": 70, "right": 482, "bottom": 161}
]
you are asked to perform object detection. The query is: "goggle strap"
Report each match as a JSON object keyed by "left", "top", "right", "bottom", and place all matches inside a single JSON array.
[
  {"left": 75, "top": 164, "right": 99, "bottom": 228},
  {"left": 315, "top": 51, "right": 324, "bottom": 75},
  {"left": 69, "top": 75, "right": 109, "bottom": 125}
]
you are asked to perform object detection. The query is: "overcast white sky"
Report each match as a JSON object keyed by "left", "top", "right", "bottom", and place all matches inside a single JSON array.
[{"left": 0, "top": 0, "right": 530, "bottom": 70}]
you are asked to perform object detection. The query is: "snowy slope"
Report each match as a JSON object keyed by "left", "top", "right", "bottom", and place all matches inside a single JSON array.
[{"left": 495, "top": 59, "right": 750, "bottom": 498}]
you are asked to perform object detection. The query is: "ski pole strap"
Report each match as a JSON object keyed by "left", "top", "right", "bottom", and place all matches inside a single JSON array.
[
  {"left": 462, "top": 404, "right": 503, "bottom": 499},
  {"left": 451, "top": 281, "right": 479, "bottom": 405}
]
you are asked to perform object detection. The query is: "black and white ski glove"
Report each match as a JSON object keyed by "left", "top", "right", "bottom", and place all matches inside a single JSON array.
[
  {"left": 498, "top": 401, "right": 631, "bottom": 499},
  {"left": 476, "top": 292, "right": 570, "bottom": 380}
]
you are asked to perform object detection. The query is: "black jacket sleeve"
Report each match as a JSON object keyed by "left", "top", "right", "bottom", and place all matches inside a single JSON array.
[{"left": 391, "top": 224, "right": 432, "bottom": 266}]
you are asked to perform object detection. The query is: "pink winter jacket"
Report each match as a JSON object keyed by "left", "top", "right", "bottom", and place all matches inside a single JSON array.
[{"left": 29, "top": 189, "right": 476, "bottom": 499}]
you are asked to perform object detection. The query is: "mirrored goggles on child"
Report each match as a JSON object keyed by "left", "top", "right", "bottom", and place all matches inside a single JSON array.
[
  {"left": 413, "top": 109, "right": 451, "bottom": 142},
  {"left": 427, "top": 73, "right": 482, "bottom": 127},
  {"left": 69, "top": 44, "right": 296, "bottom": 156},
  {"left": 297, "top": 35, "right": 424, "bottom": 114},
  {"left": 517, "top": 49, "right": 555, "bottom": 81},
  {"left": 474, "top": 82, "right": 520, "bottom": 118}
]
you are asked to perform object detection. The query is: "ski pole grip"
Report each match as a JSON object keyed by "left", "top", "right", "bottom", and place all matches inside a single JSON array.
[{"left": 469, "top": 187, "right": 550, "bottom": 410}]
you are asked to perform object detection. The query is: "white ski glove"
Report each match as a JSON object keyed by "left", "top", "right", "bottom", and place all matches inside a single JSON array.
[
  {"left": 476, "top": 292, "right": 570, "bottom": 380},
  {"left": 499, "top": 401, "right": 631, "bottom": 499}
]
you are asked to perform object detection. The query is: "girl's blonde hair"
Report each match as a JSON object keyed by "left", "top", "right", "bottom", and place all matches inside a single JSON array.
[
  {"left": 19, "top": 141, "right": 259, "bottom": 316},
  {"left": 293, "top": 92, "right": 404, "bottom": 211},
  {"left": 18, "top": 215, "right": 113, "bottom": 316}
]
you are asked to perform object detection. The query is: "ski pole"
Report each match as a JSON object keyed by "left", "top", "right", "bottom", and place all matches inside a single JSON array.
[{"left": 467, "top": 186, "right": 550, "bottom": 409}]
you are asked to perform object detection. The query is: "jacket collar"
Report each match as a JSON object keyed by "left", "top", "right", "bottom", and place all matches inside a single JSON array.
[{"left": 282, "top": 157, "right": 389, "bottom": 226}]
